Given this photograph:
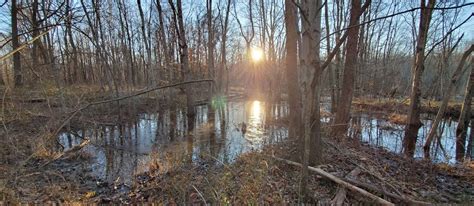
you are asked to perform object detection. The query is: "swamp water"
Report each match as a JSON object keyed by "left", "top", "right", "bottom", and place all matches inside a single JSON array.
[
  {"left": 59, "top": 100, "right": 471, "bottom": 185},
  {"left": 348, "top": 113, "right": 471, "bottom": 164},
  {"left": 59, "top": 100, "right": 288, "bottom": 184}
]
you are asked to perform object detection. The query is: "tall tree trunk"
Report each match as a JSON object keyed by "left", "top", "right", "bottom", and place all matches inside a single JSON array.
[
  {"left": 220, "top": 0, "right": 231, "bottom": 94},
  {"left": 137, "top": 0, "right": 151, "bottom": 85},
  {"left": 455, "top": 53, "right": 474, "bottom": 161},
  {"left": 169, "top": 0, "right": 195, "bottom": 118},
  {"left": 284, "top": 0, "right": 301, "bottom": 141},
  {"left": 325, "top": 1, "right": 336, "bottom": 114},
  {"left": 333, "top": 0, "right": 363, "bottom": 137},
  {"left": 66, "top": 0, "right": 79, "bottom": 83},
  {"left": 156, "top": 0, "right": 170, "bottom": 82},
  {"left": 299, "top": 0, "right": 322, "bottom": 200},
  {"left": 12, "top": 0, "right": 22, "bottom": 86},
  {"left": 403, "top": 0, "right": 436, "bottom": 158},
  {"left": 207, "top": 0, "right": 215, "bottom": 119}
]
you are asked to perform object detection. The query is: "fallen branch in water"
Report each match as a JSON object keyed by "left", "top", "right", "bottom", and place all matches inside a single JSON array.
[
  {"left": 42, "top": 139, "right": 91, "bottom": 167},
  {"left": 271, "top": 156, "right": 394, "bottom": 205}
]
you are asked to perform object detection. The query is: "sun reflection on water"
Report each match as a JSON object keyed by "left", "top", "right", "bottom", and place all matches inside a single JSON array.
[{"left": 247, "top": 100, "right": 265, "bottom": 138}]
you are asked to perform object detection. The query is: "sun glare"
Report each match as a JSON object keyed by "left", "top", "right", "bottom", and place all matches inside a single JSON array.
[{"left": 251, "top": 47, "right": 263, "bottom": 62}]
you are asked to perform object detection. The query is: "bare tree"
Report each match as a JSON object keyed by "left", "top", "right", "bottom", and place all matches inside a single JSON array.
[
  {"left": 207, "top": 0, "right": 215, "bottom": 118},
  {"left": 403, "top": 0, "right": 436, "bottom": 158},
  {"left": 299, "top": 0, "right": 322, "bottom": 200},
  {"left": 169, "top": 0, "right": 195, "bottom": 118},
  {"left": 284, "top": 0, "right": 301, "bottom": 142},
  {"left": 333, "top": 0, "right": 364, "bottom": 137}
]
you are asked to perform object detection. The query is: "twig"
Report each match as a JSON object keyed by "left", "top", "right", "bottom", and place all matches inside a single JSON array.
[
  {"left": 0, "top": 27, "right": 55, "bottom": 62},
  {"left": 192, "top": 184, "right": 208, "bottom": 205},
  {"left": 2, "top": 87, "right": 9, "bottom": 134},
  {"left": 425, "top": 13, "right": 473, "bottom": 58}
]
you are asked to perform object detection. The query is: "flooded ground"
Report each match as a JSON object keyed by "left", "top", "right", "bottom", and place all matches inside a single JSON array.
[
  {"left": 58, "top": 99, "right": 471, "bottom": 186},
  {"left": 59, "top": 100, "right": 288, "bottom": 185},
  {"left": 349, "top": 113, "right": 472, "bottom": 164}
]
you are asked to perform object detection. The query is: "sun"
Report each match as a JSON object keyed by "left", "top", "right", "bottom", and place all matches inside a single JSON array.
[{"left": 250, "top": 47, "right": 263, "bottom": 62}]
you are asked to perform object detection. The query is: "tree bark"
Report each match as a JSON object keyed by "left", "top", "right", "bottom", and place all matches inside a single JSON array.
[
  {"left": 284, "top": 0, "right": 302, "bottom": 141},
  {"left": 455, "top": 53, "right": 474, "bottom": 161},
  {"left": 333, "top": 0, "right": 363, "bottom": 137},
  {"left": 299, "top": 0, "right": 322, "bottom": 200},
  {"left": 403, "top": 0, "right": 436, "bottom": 158}
]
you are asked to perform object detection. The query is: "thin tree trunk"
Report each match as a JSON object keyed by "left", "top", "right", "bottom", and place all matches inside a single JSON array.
[
  {"left": 207, "top": 0, "right": 215, "bottom": 119},
  {"left": 220, "top": 0, "right": 231, "bottom": 95},
  {"left": 12, "top": 0, "right": 22, "bottom": 86}
]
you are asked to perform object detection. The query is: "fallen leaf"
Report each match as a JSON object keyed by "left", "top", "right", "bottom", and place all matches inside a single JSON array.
[{"left": 85, "top": 191, "right": 96, "bottom": 198}]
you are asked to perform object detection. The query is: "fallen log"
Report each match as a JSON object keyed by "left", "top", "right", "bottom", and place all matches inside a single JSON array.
[{"left": 271, "top": 156, "right": 394, "bottom": 206}]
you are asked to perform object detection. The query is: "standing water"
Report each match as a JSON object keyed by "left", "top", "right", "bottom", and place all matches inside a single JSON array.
[
  {"left": 59, "top": 100, "right": 470, "bottom": 184},
  {"left": 349, "top": 113, "right": 472, "bottom": 164},
  {"left": 59, "top": 100, "right": 288, "bottom": 184}
]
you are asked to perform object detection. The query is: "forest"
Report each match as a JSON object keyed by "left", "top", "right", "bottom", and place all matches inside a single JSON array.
[{"left": 0, "top": 0, "right": 474, "bottom": 204}]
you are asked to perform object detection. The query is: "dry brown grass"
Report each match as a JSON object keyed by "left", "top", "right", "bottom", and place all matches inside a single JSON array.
[{"left": 388, "top": 113, "right": 407, "bottom": 125}]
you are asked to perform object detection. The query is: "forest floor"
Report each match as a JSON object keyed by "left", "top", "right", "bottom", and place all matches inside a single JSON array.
[{"left": 1, "top": 86, "right": 473, "bottom": 204}]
